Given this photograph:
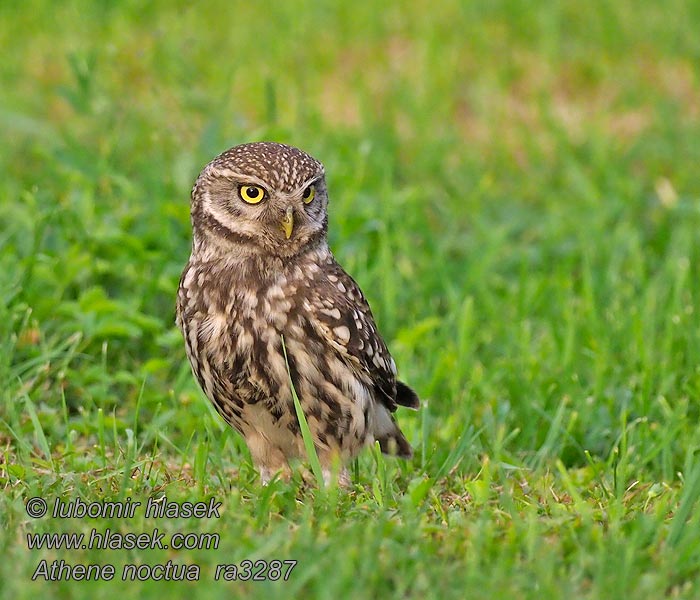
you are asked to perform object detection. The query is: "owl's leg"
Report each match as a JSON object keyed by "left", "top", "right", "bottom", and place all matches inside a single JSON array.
[
  {"left": 322, "top": 467, "right": 350, "bottom": 488},
  {"left": 297, "top": 464, "right": 350, "bottom": 488},
  {"left": 245, "top": 432, "right": 291, "bottom": 484},
  {"left": 316, "top": 450, "right": 350, "bottom": 488}
]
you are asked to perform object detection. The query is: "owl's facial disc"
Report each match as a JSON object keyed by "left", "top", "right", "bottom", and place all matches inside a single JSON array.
[{"left": 191, "top": 143, "right": 328, "bottom": 258}]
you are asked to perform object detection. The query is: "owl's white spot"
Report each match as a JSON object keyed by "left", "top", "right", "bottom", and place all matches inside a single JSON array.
[
  {"left": 372, "top": 353, "right": 385, "bottom": 369},
  {"left": 251, "top": 312, "right": 267, "bottom": 333},
  {"left": 353, "top": 310, "right": 363, "bottom": 329},
  {"left": 183, "top": 268, "right": 195, "bottom": 288},
  {"left": 336, "top": 281, "right": 347, "bottom": 293},
  {"left": 238, "top": 330, "right": 254, "bottom": 353},
  {"left": 333, "top": 325, "right": 351, "bottom": 344},
  {"left": 267, "top": 284, "right": 284, "bottom": 299},
  {"left": 200, "top": 312, "right": 228, "bottom": 341},
  {"left": 366, "top": 344, "right": 374, "bottom": 357},
  {"left": 328, "top": 274, "right": 338, "bottom": 283},
  {"left": 320, "top": 307, "right": 342, "bottom": 320},
  {"left": 287, "top": 323, "right": 303, "bottom": 337},
  {"left": 187, "top": 326, "right": 199, "bottom": 352},
  {"left": 389, "top": 356, "right": 397, "bottom": 375},
  {"left": 245, "top": 292, "right": 258, "bottom": 309},
  {"left": 267, "top": 340, "right": 289, "bottom": 383},
  {"left": 269, "top": 310, "right": 288, "bottom": 329},
  {"left": 202, "top": 287, "right": 213, "bottom": 306}
]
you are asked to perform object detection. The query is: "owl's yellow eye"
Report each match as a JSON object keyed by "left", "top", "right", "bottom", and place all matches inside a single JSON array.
[
  {"left": 239, "top": 185, "right": 266, "bottom": 204},
  {"left": 302, "top": 185, "right": 315, "bottom": 204}
]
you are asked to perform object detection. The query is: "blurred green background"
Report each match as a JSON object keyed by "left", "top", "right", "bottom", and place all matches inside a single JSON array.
[{"left": 2, "top": 1, "right": 700, "bottom": 598}]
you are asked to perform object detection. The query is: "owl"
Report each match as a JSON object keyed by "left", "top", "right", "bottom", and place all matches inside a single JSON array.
[{"left": 176, "top": 142, "right": 420, "bottom": 485}]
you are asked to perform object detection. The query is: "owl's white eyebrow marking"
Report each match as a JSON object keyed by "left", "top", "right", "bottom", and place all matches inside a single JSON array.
[
  {"left": 210, "top": 167, "right": 270, "bottom": 188},
  {"left": 290, "top": 174, "right": 324, "bottom": 197}
]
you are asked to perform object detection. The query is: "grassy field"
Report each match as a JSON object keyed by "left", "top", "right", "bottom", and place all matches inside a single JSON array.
[{"left": 2, "top": 1, "right": 700, "bottom": 597}]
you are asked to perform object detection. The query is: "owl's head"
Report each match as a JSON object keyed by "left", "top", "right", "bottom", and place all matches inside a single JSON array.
[{"left": 190, "top": 142, "right": 328, "bottom": 258}]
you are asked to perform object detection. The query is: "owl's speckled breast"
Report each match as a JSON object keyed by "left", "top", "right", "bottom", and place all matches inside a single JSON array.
[{"left": 178, "top": 248, "right": 352, "bottom": 442}]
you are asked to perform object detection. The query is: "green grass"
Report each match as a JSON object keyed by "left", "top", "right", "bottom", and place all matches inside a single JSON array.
[{"left": 2, "top": 0, "right": 700, "bottom": 597}]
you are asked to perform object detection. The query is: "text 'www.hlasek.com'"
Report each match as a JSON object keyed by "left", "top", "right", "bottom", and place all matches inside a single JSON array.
[{"left": 24, "top": 496, "right": 297, "bottom": 582}]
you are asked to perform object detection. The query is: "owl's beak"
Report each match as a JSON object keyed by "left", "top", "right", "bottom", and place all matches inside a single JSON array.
[{"left": 282, "top": 206, "right": 294, "bottom": 239}]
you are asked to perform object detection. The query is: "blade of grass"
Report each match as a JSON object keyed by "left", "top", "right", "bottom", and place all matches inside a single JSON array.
[
  {"left": 22, "top": 393, "right": 54, "bottom": 471},
  {"left": 667, "top": 458, "right": 700, "bottom": 547},
  {"left": 434, "top": 424, "right": 481, "bottom": 481},
  {"left": 280, "top": 335, "right": 324, "bottom": 488}
]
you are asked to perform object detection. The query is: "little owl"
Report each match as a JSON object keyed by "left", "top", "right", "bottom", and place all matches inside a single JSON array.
[{"left": 176, "top": 142, "right": 419, "bottom": 485}]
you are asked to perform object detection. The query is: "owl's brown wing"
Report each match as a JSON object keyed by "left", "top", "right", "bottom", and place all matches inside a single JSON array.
[{"left": 306, "top": 259, "right": 419, "bottom": 413}]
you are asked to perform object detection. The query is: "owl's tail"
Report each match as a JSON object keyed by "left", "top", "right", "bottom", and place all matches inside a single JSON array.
[
  {"left": 373, "top": 403, "right": 414, "bottom": 459},
  {"left": 377, "top": 427, "right": 414, "bottom": 459},
  {"left": 396, "top": 381, "right": 420, "bottom": 409}
]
